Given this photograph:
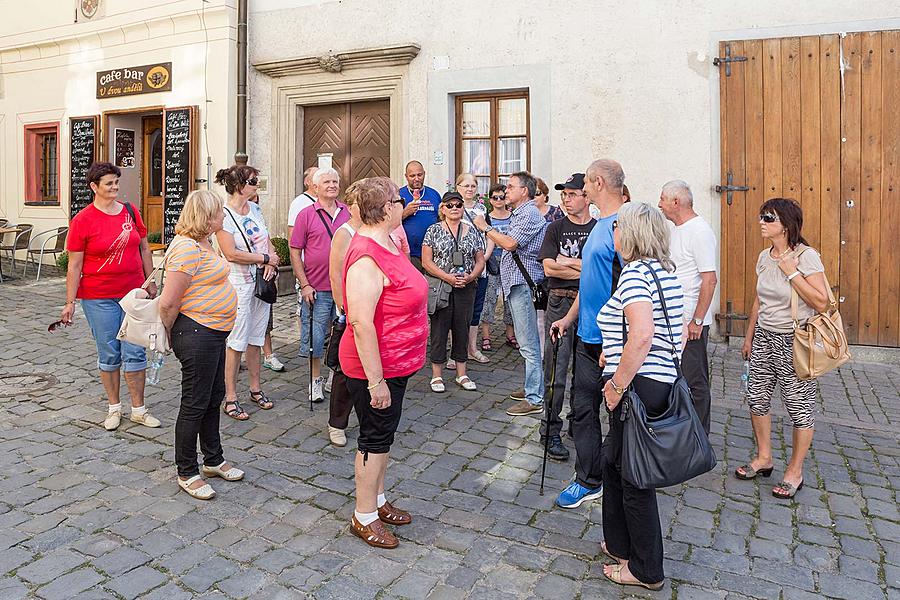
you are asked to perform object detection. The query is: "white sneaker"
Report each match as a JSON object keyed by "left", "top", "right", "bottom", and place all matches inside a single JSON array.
[
  {"left": 104, "top": 410, "right": 121, "bottom": 431},
  {"left": 323, "top": 369, "right": 334, "bottom": 394},
  {"left": 328, "top": 426, "right": 347, "bottom": 447},
  {"left": 310, "top": 376, "right": 325, "bottom": 403},
  {"left": 263, "top": 354, "right": 285, "bottom": 372}
]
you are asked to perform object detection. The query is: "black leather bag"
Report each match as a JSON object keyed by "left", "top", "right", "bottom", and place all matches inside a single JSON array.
[
  {"left": 225, "top": 207, "right": 277, "bottom": 304},
  {"left": 620, "top": 263, "right": 717, "bottom": 489},
  {"left": 325, "top": 314, "right": 345, "bottom": 371},
  {"left": 512, "top": 252, "right": 548, "bottom": 311}
]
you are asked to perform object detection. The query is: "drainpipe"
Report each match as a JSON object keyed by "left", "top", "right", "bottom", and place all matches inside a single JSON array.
[{"left": 234, "top": 0, "right": 248, "bottom": 165}]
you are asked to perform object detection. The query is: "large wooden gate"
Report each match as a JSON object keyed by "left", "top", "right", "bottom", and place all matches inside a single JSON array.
[
  {"left": 718, "top": 31, "right": 900, "bottom": 347},
  {"left": 302, "top": 99, "right": 390, "bottom": 192}
]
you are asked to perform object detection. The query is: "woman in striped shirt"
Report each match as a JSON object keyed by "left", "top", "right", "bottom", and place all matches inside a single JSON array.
[
  {"left": 595, "top": 202, "right": 684, "bottom": 591},
  {"left": 159, "top": 190, "right": 243, "bottom": 501}
]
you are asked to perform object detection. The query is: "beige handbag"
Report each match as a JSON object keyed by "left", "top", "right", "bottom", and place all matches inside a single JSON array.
[
  {"left": 116, "top": 247, "right": 172, "bottom": 353},
  {"left": 791, "top": 273, "right": 850, "bottom": 380}
]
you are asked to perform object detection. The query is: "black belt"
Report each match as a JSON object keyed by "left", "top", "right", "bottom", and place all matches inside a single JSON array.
[{"left": 549, "top": 288, "right": 579, "bottom": 299}]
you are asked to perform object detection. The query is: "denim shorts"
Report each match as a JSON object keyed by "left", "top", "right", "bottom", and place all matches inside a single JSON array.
[
  {"left": 299, "top": 290, "right": 335, "bottom": 359},
  {"left": 80, "top": 298, "right": 147, "bottom": 372}
]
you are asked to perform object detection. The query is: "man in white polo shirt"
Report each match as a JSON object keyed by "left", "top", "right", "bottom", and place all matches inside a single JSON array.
[
  {"left": 659, "top": 180, "right": 718, "bottom": 433},
  {"left": 288, "top": 166, "right": 318, "bottom": 239}
]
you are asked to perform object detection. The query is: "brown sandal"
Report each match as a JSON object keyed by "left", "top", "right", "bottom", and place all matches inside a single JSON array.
[
  {"left": 351, "top": 515, "right": 398, "bottom": 549},
  {"left": 222, "top": 399, "right": 249, "bottom": 421},
  {"left": 378, "top": 501, "right": 412, "bottom": 525},
  {"left": 249, "top": 390, "right": 274, "bottom": 410}
]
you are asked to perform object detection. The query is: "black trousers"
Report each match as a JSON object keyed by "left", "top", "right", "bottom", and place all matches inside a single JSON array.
[
  {"left": 346, "top": 375, "right": 411, "bottom": 455},
  {"left": 171, "top": 314, "right": 229, "bottom": 478},
  {"left": 429, "top": 282, "right": 477, "bottom": 364},
  {"left": 682, "top": 325, "right": 711, "bottom": 433},
  {"left": 571, "top": 337, "right": 604, "bottom": 489},
  {"left": 328, "top": 369, "right": 353, "bottom": 429},
  {"left": 602, "top": 374, "right": 670, "bottom": 585},
  {"left": 540, "top": 293, "right": 577, "bottom": 439}
]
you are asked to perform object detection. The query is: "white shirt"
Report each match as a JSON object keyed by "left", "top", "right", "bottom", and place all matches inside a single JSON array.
[
  {"left": 288, "top": 192, "right": 316, "bottom": 227},
  {"left": 668, "top": 215, "right": 717, "bottom": 326}
]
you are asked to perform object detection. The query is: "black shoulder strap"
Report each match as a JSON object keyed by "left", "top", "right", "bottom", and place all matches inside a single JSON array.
[
  {"left": 224, "top": 207, "right": 252, "bottom": 252},
  {"left": 123, "top": 201, "right": 136, "bottom": 223},
  {"left": 512, "top": 252, "right": 537, "bottom": 290},
  {"left": 315, "top": 208, "right": 335, "bottom": 240},
  {"left": 641, "top": 260, "right": 681, "bottom": 372}
]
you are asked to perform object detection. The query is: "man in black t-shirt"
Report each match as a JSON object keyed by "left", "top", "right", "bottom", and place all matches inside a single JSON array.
[{"left": 538, "top": 173, "right": 595, "bottom": 461}]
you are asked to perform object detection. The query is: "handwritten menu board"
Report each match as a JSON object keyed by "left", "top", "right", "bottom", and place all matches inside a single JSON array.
[
  {"left": 69, "top": 116, "right": 99, "bottom": 219},
  {"left": 114, "top": 128, "right": 136, "bottom": 168},
  {"left": 163, "top": 107, "right": 193, "bottom": 243}
]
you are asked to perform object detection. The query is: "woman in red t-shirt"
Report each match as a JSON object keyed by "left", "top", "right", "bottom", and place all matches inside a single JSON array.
[
  {"left": 59, "top": 162, "right": 160, "bottom": 432},
  {"left": 339, "top": 177, "right": 428, "bottom": 549}
]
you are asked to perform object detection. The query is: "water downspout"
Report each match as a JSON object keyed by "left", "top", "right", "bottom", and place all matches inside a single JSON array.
[{"left": 234, "top": 0, "right": 248, "bottom": 165}]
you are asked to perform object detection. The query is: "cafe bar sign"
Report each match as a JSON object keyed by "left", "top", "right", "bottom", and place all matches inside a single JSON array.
[{"left": 96, "top": 62, "right": 172, "bottom": 98}]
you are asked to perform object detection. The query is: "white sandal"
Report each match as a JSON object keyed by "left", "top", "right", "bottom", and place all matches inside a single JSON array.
[
  {"left": 430, "top": 377, "right": 445, "bottom": 393},
  {"left": 201, "top": 462, "right": 244, "bottom": 482},
  {"left": 455, "top": 375, "right": 477, "bottom": 391},
  {"left": 177, "top": 475, "right": 216, "bottom": 500}
]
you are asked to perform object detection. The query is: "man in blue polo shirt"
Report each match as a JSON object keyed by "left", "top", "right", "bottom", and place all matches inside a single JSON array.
[
  {"left": 400, "top": 160, "right": 441, "bottom": 273},
  {"left": 550, "top": 158, "right": 625, "bottom": 509}
]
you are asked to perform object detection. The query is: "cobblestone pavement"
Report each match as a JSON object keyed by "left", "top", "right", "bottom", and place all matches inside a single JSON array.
[{"left": 0, "top": 272, "right": 898, "bottom": 599}]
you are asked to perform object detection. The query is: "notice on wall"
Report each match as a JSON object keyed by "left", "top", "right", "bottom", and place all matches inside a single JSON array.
[
  {"left": 69, "top": 116, "right": 99, "bottom": 219},
  {"left": 163, "top": 107, "right": 193, "bottom": 244},
  {"left": 114, "top": 128, "right": 136, "bottom": 168}
]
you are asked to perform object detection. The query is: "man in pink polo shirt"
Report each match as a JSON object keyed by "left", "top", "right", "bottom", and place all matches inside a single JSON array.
[{"left": 290, "top": 167, "right": 350, "bottom": 402}]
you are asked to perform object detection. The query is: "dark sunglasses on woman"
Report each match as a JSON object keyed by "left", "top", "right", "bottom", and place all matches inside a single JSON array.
[
  {"left": 444, "top": 202, "right": 463, "bottom": 209},
  {"left": 759, "top": 213, "right": 779, "bottom": 223}
]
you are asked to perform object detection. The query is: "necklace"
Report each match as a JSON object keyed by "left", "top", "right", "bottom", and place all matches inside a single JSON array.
[{"left": 770, "top": 246, "right": 790, "bottom": 260}]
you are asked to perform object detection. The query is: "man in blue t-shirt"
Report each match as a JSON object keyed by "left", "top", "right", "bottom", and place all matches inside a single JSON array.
[
  {"left": 550, "top": 158, "right": 625, "bottom": 509},
  {"left": 399, "top": 160, "right": 441, "bottom": 273}
]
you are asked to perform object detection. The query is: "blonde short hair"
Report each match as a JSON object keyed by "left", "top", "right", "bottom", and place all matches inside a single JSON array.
[
  {"left": 615, "top": 202, "right": 675, "bottom": 271},
  {"left": 455, "top": 172, "right": 476, "bottom": 186},
  {"left": 175, "top": 190, "right": 224, "bottom": 240},
  {"left": 343, "top": 179, "right": 366, "bottom": 207}
]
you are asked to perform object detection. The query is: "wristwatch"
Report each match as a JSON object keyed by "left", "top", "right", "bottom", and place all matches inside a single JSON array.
[
  {"left": 262, "top": 253, "right": 270, "bottom": 265},
  {"left": 483, "top": 225, "right": 495, "bottom": 234},
  {"left": 692, "top": 318, "right": 703, "bottom": 326}
]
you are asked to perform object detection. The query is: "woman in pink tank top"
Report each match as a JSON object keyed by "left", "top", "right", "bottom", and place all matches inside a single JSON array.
[{"left": 338, "top": 177, "right": 428, "bottom": 549}]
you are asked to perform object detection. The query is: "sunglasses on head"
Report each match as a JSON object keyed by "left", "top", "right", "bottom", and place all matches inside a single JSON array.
[
  {"left": 444, "top": 202, "right": 463, "bottom": 209},
  {"left": 759, "top": 212, "right": 779, "bottom": 223},
  {"left": 245, "top": 177, "right": 259, "bottom": 186},
  {"left": 48, "top": 320, "right": 70, "bottom": 332}
]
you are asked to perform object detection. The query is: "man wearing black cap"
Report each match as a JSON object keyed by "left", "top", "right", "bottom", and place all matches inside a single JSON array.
[{"left": 538, "top": 173, "right": 595, "bottom": 461}]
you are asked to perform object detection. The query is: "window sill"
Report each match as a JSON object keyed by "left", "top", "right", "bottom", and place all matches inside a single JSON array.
[{"left": 24, "top": 201, "right": 61, "bottom": 207}]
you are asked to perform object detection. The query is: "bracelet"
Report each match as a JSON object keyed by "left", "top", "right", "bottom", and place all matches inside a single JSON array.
[
  {"left": 787, "top": 270, "right": 801, "bottom": 281},
  {"left": 301, "top": 283, "right": 312, "bottom": 290},
  {"left": 64, "top": 300, "right": 77, "bottom": 306},
  {"left": 609, "top": 378, "right": 626, "bottom": 395},
  {"left": 367, "top": 378, "right": 385, "bottom": 391}
]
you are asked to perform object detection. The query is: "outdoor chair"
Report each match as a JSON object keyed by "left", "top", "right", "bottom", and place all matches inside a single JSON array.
[
  {"left": 0, "top": 223, "right": 33, "bottom": 272},
  {"left": 24, "top": 226, "right": 68, "bottom": 281}
]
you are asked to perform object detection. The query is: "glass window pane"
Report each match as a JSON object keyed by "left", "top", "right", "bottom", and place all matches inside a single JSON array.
[
  {"left": 476, "top": 177, "right": 490, "bottom": 197},
  {"left": 462, "top": 139, "right": 491, "bottom": 175},
  {"left": 149, "top": 128, "right": 163, "bottom": 197},
  {"left": 498, "top": 98, "right": 526, "bottom": 136},
  {"left": 462, "top": 101, "right": 490, "bottom": 137},
  {"left": 498, "top": 137, "right": 527, "bottom": 174}
]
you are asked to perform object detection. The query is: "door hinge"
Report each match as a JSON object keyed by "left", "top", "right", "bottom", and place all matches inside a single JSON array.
[
  {"left": 713, "top": 44, "right": 748, "bottom": 77},
  {"left": 715, "top": 171, "right": 749, "bottom": 206}
]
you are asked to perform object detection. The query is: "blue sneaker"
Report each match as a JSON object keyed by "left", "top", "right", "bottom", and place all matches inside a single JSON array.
[{"left": 556, "top": 481, "right": 603, "bottom": 509}]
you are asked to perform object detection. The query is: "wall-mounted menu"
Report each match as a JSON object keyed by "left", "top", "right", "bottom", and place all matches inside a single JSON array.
[
  {"left": 70, "top": 116, "right": 99, "bottom": 219},
  {"left": 163, "top": 107, "right": 193, "bottom": 244}
]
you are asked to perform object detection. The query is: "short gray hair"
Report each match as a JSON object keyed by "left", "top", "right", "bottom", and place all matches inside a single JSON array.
[
  {"left": 615, "top": 202, "right": 674, "bottom": 272},
  {"left": 661, "top": 179, "right": 693, "bottom": 206},
  {"left": 312, "top": 167, "right": 340, "bottom": 185},
  {"left": 510, "top": 171, "right": 537, "bottom": 198},
  {"left": 586, "top": 159, "right": 625, "bottom": 193}
]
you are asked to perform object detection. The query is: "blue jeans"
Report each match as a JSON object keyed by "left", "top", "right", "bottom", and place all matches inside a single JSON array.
[
  {"left": 506, "top": 284, "right": 543, "bottom": 406},
  {"left": 81, "top": 299, "right": 147, "bottom": 372},
  {"left": 299, "top": 290, "right": 335, "bottom": 359}
]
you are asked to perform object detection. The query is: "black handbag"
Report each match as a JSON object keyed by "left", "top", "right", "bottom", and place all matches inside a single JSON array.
[
  {"left": 619, "top": 263, "right": 717, "bottom": 489},
  {"left": 225, "top": 207, "right": 277, "bottom": 304},
  {"left": 325, "top": 314, "right": 345, "bottom": 371},
  {"left": 512, "top": 252, "right": 548, "bottom": 310}
]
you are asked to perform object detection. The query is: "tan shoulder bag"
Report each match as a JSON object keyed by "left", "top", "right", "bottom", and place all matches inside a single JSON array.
[{"left": 791, "top": 272, "right": 851, "bottom": 380}]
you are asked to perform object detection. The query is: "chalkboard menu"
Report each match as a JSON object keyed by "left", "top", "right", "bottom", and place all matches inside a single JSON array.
[
  {"left": 69, "top": 116, "right": 99, "bottom": 219},
  {"left": 114, "top": 128, "right": 136, "bottom": 168},
  {"left": 163, "top": 107, "right": 193, "bottom": 243}
]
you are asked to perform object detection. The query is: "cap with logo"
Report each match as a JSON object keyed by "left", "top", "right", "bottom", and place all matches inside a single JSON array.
[{"left": 554, "top": 173, "right": 585, "bottom": 191}]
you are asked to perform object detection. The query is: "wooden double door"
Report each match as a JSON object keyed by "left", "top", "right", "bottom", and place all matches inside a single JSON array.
[
  {"left": 302, "top": 100, "right": 390, "bottom": 193},
  {"left": 718, "top": 30, "right": 900, "bottom": 346}
]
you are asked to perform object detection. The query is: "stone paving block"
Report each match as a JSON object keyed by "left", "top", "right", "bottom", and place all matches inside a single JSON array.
[
  {"left": 818, "top": 572, "right": 886, "bottom": 600},
  {"left": 748, "top": 538, "right": 792, "bottom": 562},
  {"left": 153, "top": 543, "right": 217, "bottom": 575},
  {"left": 389, "top": 572, "right": 439, "bottom": 599},
  {"left": 715, "top": 572, "right": 782, "bottom": 600},
  {"left": 21, "top": 525, "right": 82, "bottom": 553},
  {"left": 314, "top": 576, "right": 377, "bottom": 600},
  {"left": 216, "top": 567, "right": 270, "bottom": 599},
  {"left": 93, "top": 547, "right": 153, "bottom": 576},
  {"left": 35, "top": 568, "right": 105, "bottom": 600},
  {"left": 344, "top": 553, "right": 407, "bottom": 586},
  {"left": 691, "top": 547, "right": 751, "bottom": 575},
  {"left": 136, "top": 582, "right": 195, "bottom": 600},
  {"left": 749, "top": 559, "right": 815, "bottom": 591},
  {"left": 0, "top": 576, "right": 28, "bottom": 600},
  {"left": 678, "top": 585, "right": 728, "bottom": 600},
  {"left": 180, "top": 556, "right": 237, "bottom": 593},
  {"left": 17, "top": 549, "right": 86, "bottom": 585},
  {"left": 104, "top": 566, "right": 167, "bottom": 600}
]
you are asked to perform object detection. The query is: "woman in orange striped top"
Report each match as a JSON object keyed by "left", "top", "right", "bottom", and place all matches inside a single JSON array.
[{"left": 159, "top": 190, "right": 243, "bottom": 500}]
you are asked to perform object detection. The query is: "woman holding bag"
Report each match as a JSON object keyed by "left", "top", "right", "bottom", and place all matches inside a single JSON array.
[
  {"left": 735, "top": 198, "right": 829, "bottom": 499},
  {"left": 60, "top": 161, "right": 160, "bottom": 431},
  {"left": 594, "top": 202, "right": 684, "bottom": 591},
  {"left": 159, "top": 190, "right": 243, "bottom": 500},
  {"left": 215, "top": 165, "right": 280, "bottom": 421}
]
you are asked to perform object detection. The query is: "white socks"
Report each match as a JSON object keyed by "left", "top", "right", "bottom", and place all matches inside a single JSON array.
[
  {"left": 377, "top": 493, "right": 386, "bottom": 508},
  {"left": 108, "top": 403, "right": 121, "bottom": 414},
  {"left": 355, "top": 510, "right": 379, "bottom": 526},
  {"left": 132, "top": 406, "right": 147, "bottom": 416}
]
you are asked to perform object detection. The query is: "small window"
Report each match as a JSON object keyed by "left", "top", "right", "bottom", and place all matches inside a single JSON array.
[
  {"left": 25, "top": 123, "right": 60, "bottom": 205},
  {"left": 456, "top": 92, "right": 529, "bottom": 196}
]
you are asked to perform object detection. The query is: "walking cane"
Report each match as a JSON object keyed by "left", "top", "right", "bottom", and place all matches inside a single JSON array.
[
  {"left": 540, "top": 327, "right": 561, "bottom": 496},
  {"left": 308, "top": 292, "right": 315, "bottom": 412}
]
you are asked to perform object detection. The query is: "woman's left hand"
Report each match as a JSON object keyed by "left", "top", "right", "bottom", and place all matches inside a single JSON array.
[
  {"left": 778, "top": 252, "right": 800, "bottom": 277},
  {"left": 603, "top": 379, "right": 623, "bottom": 411},
  {"left": 369, "top": 380, "right": 391, "bottom": 410},
  {"left": 263, "top": 264, "right": 277, "bottom": 280}
]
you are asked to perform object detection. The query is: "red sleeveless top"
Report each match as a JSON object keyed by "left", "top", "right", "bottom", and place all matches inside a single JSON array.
[{"left": 339, "top": 234, "right": 428, "bottom": 380}]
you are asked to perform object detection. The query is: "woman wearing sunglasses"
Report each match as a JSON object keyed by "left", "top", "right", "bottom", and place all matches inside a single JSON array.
[
  {"left": 214, "top": 165, "right": 280, "bottom": 421},
  {"left": 422, "top": 191, "right": 486, "bottom": 393},
  {"left": 736, "top": 198, "right": 830, "bottom": 499}
]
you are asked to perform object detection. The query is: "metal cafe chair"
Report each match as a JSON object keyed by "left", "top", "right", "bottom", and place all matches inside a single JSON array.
[
  {"left": 0, "top": 223, "right": 33, "bottom": 273},
  {"left": 24, "top": 226, "right": 68, "bottom": 282}
]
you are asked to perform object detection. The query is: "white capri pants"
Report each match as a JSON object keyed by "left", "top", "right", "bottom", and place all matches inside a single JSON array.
[{"left": 226, "top": 281, "right": 269, "bottom": 352}]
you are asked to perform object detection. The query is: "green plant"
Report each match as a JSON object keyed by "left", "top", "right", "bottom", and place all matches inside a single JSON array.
[
  {"left": 271, "top": 237, "right": 290, "bottom": 266},
  {"left": 147, "top": 231, "right": 162, "bottom": 244},
  {"left": 56, "top": 251, "right": 69, "bottom": 272}
]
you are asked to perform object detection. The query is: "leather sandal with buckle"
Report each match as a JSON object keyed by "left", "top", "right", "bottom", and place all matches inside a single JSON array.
[
  {"left": 177, "top": 475, "right": 216, "bottom": 500},
  {"left": 223, "top": 398, "right": 249, "bottom": 421},
  {"left": 249, "top": 390, "right": 274, "bottom": 410},
  {"left": 351, "top": 515, "right": 399, "bottom": 549},
  {"left": 202, "top": 462, "right": 244, "bottom": 482},
  {"left": 734, "top": 463, "right": 775, "bottom": 480},
  {"left": 772, "top": 479, "right": 803, "bottom": 499},
  {"left": 378, "top": 501, "right": 412, "bottom": 525}
]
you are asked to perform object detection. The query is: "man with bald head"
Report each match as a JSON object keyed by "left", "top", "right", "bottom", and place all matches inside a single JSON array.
[
  {"left": 288, "top": 166, "right": 318, "bottom": 239},
  {"left": 550, "top": 158, "right": 626, "bottom": 508},
  {"left": 400, "top": 160, "right": 440, "bottom": 273}
]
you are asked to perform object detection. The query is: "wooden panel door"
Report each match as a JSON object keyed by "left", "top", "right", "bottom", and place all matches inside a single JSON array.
[
  {"left": 303, "top": 103, "right": 349, "bottom": 184},
  {"left": 141, "top": 116, "right": 163, "bottom": 235},
  {"left": 717, "top": 31, "right": 900, "bottom": 347}
]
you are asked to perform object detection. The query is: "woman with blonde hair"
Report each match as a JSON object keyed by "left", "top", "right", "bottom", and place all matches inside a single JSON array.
[
  {"left": 159, "top": 190, "right": 243, "bottom": 500},
  {"left": 595, "top": 202, "right": 684, "bottom": 590}
]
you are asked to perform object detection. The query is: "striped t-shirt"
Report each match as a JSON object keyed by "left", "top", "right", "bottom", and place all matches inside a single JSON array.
[
  {"left": 597, "top": 259, "right": 684, "bottom": 383},
  {"left": 165, "top": 236, "right": 238, "bottom": 332}
]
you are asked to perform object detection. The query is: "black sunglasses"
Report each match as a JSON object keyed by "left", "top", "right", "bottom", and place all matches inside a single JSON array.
[
  {"left": 612, "top": 220, "right": 619, "bottom": 231},
  {"left": 444, "top": 202, "right": 463, "bottom": 209},
  {"left": 48, "top": 320, "right": 70, "bottom": 332},
  {"left": 759, "top": 213, "right": 779, "bottom": 223},
  {"left": 490, "top": 195, "right": 506, "bottom": 201},
  {"left": 245, "top": 177, "right": 259, "bottom": 186}
]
